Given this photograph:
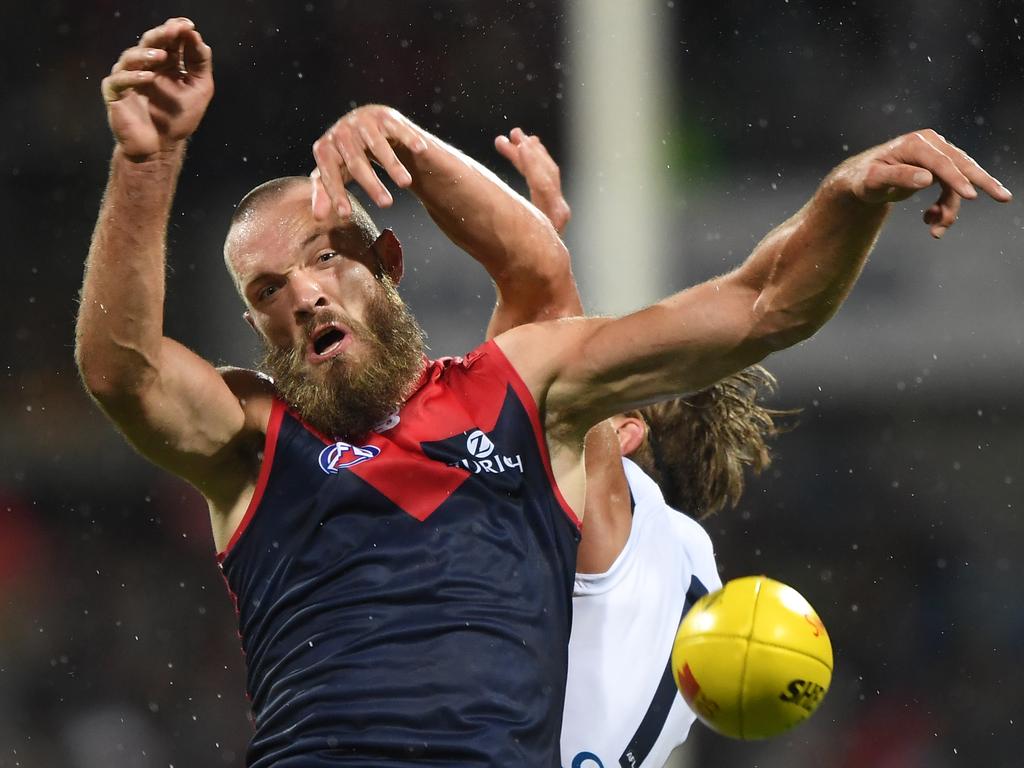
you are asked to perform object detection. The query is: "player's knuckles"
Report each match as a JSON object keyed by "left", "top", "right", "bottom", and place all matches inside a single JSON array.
[
  {"left": 102, "top": 71, "right": 137, "bottom": 97},
  {"left": 330, "top": 127, "right": 358, "bottom": 155},
  {"left": 164, "top": 18, "right": 195, "bottom": 36},
  {"left": 861, "top": 163, "right": 890, "bottom": 190},
  {"left": 370, "top": 107, "right": 394, "bottom": 127},
  {"left": 100, "top": 76, "right": 118, "bottom": 100},
  {"left": 905, "top": 132, "right": 935, "bottom": 155},
  {"left": 335, "top": 140, "right": 357, "bottom": 164},
  {"left": 912, "top": 127, "right": 938, "bottom": 140},
  {"left": 341, "top": 113, "right": 365, "bottom": 131},
  {"left": 358, "top": 127, "right": 384, "bottom": 152},
  {"left": 138, "top": 25, "right": 162, "bottom": 43},
  {"left": 119, "top": 48, "right": 161, "bottom": 71},
  {"left": 140, "top": 23, "right": 176, "bottom": 46},
  {"left": 113, "top": 47, "right": 140, "bottom": 71}
]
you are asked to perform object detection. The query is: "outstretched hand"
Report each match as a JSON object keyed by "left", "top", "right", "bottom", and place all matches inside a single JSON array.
[
  {"left": 494, "top": 128, "right": 571, "bottom": 236},
  {"left": 311, "top": 105, "right": 429, "bottom": 220},
  {"left": 101, "top": 17, "right": 214, "bottom": 161},
  {"left": 836, "top": 129, "right": 1012, "bottom": 238}
]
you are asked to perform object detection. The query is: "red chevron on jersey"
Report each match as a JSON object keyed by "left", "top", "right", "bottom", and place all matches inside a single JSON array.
[{"left": 293, "top": 347, "right": 520, "bottom": 523}]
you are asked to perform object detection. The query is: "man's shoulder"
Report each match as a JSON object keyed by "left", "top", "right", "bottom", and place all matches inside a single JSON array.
[{"left": 490, "top": 316, "right": 588, "bottom": 359}]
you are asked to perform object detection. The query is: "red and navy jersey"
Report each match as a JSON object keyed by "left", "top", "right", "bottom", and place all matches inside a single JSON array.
[{"left": 218, "top": 340, "right": 581, "bottom": 767}]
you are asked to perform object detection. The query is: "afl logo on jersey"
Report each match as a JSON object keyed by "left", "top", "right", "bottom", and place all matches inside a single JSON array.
[
  {"left": 318, "top": 441, "right": 381, "bottom": 474},
  {"left": 466, "top": 429, "right": 495, "bottom": 459}
]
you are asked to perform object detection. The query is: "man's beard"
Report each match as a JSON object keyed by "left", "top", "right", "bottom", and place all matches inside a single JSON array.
[{"left": 259, "top": 277, "right": 426, "bottom": 441}]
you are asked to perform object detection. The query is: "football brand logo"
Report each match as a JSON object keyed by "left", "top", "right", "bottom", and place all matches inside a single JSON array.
[
  {"left": 466, "top": 429, "right": 495, "bottom": 458},
  {"left": 318, "top": 441, "right": 381, "bottom": 474}
]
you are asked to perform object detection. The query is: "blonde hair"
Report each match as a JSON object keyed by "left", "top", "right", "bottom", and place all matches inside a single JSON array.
[{"left": 628, "top": 366, "right": 793, "bottom": 518}]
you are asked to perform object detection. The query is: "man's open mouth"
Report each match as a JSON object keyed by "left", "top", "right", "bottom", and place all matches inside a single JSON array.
[{"left": 309, "top": 324, "right": 349, "bottom": 360}]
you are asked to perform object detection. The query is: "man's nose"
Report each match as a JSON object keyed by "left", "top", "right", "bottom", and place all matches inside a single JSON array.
[{"left": 292, "top": 274, "right": 328, "bottom": 317}]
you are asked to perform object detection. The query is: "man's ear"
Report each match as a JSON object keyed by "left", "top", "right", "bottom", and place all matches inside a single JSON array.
[
  {"left": 611, "top": 413, "right": 648, "bottom": 457},
  {"left": 375, "top": 229, "right": 404, "bottom": 284},
  {"left": 243, "top": 310, "right": 258, "bottom": 333}
]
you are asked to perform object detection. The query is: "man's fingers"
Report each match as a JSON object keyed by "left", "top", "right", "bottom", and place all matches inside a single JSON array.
[
  {"left": 330, "top": 126, "right": 392, "bottom": 208},
  {"left": 358, "top": 124, "right": 412, "bottom": 189},
  {"left": 494, "top": 134, "right": 514, "bottom": 158},
  {"left": 180, "top": 28, "right": 213, "bottom": 76},
  {"left": 380, "top": 115, "right": 428, "bottom": 155},
  {"left": 310, "top": 169, "right": 333, "bottom": 220},
  {"left": 863, "top": 162, "right": 935, "bottom": 198},
  {"left": 940, "top": 138, "right": 1013, "bottom": 203},
  {"left": 101, "top": 69, "right": 157, "bottom": 103},
  {"left": 132, "top": 20, "right": 210, "bottom": 80},
  {"left": 897, "top": 133, "right": 976, "bottom": 199},
  {"left": 139, "top": 18, "right": 195, "bottom": 50},
  {"left": 518, "top": 141, "right": 560, "bottom": 185},
  {"left": 112, "top": 46, "right": 168, "bottom": 74},
  {"left": 923, "top": 184, "right": 962, "bottom": 239},
  {"left": 495, "top": 134, "right": 526, "bottom": 172},
  {"left": 312, "top": 135, "right": 352, "bottom": 220}
]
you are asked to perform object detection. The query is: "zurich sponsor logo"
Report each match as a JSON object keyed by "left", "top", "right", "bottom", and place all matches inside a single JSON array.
[
  {"left": 466, "top": 429, "right": 495, "bottom": 458},
  {"left": 451, "top": 429, "right": 523, "bottom": 475},
  {"left": 318, "top": 441, "right": 381, "bottom": 474}
]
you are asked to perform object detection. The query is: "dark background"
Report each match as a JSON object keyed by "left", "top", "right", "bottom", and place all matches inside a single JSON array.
[{"left": 2, "top": 1, "right": 1022, "bottom": 766}]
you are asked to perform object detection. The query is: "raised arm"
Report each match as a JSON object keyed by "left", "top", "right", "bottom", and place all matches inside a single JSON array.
[
  {"left": 75, "top": 20, "right": 263, "bottom": 514},
  {"left": 487, "top": 127, "right": 576, "bottom": 337},
  {"left": 491, "top": 127, "right": 633, "bottom": 567},
  {"left": 308, "top": 106, "right": 582, "bottom": 336},
  {"left": 498, "top": 130, "right": 1013, "bottom": 446},
  {"left": 493, "top": 128, "right": 572, "bottom": 239}
]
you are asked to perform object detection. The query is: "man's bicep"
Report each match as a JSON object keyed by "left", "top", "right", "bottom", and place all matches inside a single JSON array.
[
  {"left": 543, "top": 278, "right": 770, "bottom": 425},
  {"left": 95, "top": 338, "right": 260, "bottom": 494}
]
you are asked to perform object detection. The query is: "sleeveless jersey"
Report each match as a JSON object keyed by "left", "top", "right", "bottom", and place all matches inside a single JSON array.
[
  {"left": 560, "top": 459, "right": 721, "bottom": 768},
  {"left": 218, "top": 340, "right": 581, "bottom": 767}
]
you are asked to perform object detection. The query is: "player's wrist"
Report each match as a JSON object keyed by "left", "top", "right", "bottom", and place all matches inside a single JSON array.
[
  {"left": 114, "top": 139, "right": 187, "bottom": 166},
  {"left": 110, "top": 144, "right": 186, "bottom": 197}
]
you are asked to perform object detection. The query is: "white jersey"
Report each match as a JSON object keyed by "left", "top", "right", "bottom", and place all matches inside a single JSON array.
[{"left": 561, "top": 459, "right": 722, "bottom": 768}]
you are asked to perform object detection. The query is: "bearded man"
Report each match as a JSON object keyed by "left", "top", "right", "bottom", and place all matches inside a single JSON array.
[{"left": 76, "top": 18, "right": 1011, "bottom": 768}]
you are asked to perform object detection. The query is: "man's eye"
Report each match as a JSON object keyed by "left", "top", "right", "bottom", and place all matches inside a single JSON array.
[
  {"left": 258, "top": 285, "right": 278, "bottom": 301},
  {"left": 317, "top": 250, "right": 339, "bottom": 263}
]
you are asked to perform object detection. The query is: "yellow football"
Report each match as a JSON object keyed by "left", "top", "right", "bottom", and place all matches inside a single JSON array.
[{"left": 671, "top": 575, "right": 833, "bottom": 740}]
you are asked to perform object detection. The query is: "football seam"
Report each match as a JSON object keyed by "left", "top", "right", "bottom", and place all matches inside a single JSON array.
[
  {"left": 675, "top": 633, "right": 834, "bottom": 672},
  {"left": 738, "top": 579, "right": 761, "bottom": 739}
]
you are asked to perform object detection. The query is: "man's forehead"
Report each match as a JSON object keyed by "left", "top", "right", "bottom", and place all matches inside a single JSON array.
[
  {"left": 227, "top": 190, "right": 368, "bottom": 277},
  {"left": 231, "top": 183, "right": 314, "bottom": 245}
]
